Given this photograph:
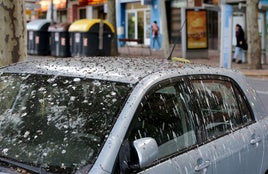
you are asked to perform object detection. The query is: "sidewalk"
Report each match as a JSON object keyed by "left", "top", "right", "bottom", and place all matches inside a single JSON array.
[{"left": 118, "top": 46, "right": 268, "bottom": 79}]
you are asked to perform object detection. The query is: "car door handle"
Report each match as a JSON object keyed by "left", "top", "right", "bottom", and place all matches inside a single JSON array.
[
  {"left": 250, "top": 136, "right": 261, "bottom": 145},
  {"left": 195, "top": 158, "right": 210, "bottom": 172}
]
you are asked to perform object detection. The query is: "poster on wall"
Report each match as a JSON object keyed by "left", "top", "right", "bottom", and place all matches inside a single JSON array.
[{"left": 186, "top": 9, "right": 208, "bottom": 49}]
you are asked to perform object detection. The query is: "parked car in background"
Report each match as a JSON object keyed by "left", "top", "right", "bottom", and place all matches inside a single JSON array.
[{"left": 0, "top": 57, "right": 267, "bottom": 174}]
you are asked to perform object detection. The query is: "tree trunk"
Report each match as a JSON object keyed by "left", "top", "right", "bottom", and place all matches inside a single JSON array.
[
  {"left": 160, "top": 0, "right": 170, "bottom": 58},
  {"left": 246, "top": 0, "right": 262, "bottom": 69},
  {"left": 0, "top": 1, "right": 27, "bottom": 67},
  {"left": 106, "top": 0, "right": 118, "bottom": 56}
]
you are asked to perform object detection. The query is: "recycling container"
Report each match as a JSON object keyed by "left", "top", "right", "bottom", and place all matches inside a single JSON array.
[
  {"left": 69, "top": 19, "right": 114, "bottom": 57},
  {"left": 48, "top": 23, "right": 71, "bottom": 57},
  {"left": 27, "top": 19, "right": 51, "bottom": 55}
]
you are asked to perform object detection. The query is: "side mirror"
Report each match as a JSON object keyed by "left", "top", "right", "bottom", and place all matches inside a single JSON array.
[{"left": 133, "top": 137, "right": 159, "bottom": 168}]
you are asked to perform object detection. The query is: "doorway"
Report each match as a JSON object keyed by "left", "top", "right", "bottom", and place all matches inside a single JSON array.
[{"left": 126, "top": 3, "right": 150, "bottom": 45}]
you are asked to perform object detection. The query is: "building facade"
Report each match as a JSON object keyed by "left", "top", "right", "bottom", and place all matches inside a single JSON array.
[
  {"left": 25, "top": 0, "right": 268, "bottom": 54},
  {"left": 25, "top": 0, "right": 107, "bottom": 23},
  {"left": 116, "top": 0, "right": 220, "bottom": 50}
]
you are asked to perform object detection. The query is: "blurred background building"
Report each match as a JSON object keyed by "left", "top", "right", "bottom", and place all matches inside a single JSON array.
[{"left": 24, "top": 0, "right": 268, "bottom": 53}]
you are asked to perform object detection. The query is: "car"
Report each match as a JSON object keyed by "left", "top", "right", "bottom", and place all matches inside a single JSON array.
[{"left": 0, "top": 56, "right": 267, "bottom": 174}]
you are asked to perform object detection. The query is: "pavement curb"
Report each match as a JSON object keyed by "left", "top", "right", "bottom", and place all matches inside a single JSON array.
[{"left": 240, "top": 69, "right": 268, "bottom": 78}]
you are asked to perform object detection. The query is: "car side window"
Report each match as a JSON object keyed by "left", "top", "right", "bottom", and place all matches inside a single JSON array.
[
  {"left": 129, "top": 82, "right": 196, "bottom": 159},
  {"left": 191, "top": 79, "right": 253, "bottom": 139}
]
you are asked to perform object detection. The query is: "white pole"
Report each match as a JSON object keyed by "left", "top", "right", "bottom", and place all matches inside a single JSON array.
[{"left": 220, "top": 2, "right": 233, "bottom": 68}]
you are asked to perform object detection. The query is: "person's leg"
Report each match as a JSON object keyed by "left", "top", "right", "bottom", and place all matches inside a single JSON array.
[
  {"left": 152, "top": 37, "right": 155, "bottom": 49},
  {"left": 233, "top": 47, "right": 239, "bottom": 62},
  {"left": 237, "top": 47, "right": 245, "bottom": 63},
  {"left": 156, "top": 36, "right": 160, "bottom": 49}
]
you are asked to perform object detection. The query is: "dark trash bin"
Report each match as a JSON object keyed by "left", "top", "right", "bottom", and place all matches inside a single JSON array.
[
  {"left": 27, "top": 19, "right": 51, "bottom": 55},
  {"left": 68, "top": 19, "right": 114, "bottom": 57},
  {"left": 48, "top": 23, "right": 71, "bottom": 57}
]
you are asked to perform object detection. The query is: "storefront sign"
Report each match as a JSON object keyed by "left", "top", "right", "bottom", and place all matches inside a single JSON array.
[
  {"left": 79, "top": 0, "right": 107, "bottom": 5},
  {"left": 186, "top": 9, "right": 208, "bottom": 49},
  {"left": 89, "top": 0, "right": 107, "bottom": 4},
  {"left": 37, "top": 0, "right": 66, "bottom": 11}
]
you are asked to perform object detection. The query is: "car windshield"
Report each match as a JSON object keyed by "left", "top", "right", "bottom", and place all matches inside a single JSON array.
[{"left": 0, "top": 73, "right": 132, "bottom": 173}]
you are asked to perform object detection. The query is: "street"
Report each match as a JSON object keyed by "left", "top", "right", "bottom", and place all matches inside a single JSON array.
[{"left": 248, "top": 77, "right": 268, "bottom": 112}]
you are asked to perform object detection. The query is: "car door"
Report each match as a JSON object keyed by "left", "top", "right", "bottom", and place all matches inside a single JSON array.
[
  {"left": 118, "top": 79, "right": 213, "bottom": 174},
  {"left": 190, "top": 76, "right": 263, "bottom": 174}
]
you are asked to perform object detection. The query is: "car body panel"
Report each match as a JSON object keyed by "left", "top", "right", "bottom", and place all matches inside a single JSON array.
[
  {"left": 0, "top": 57, "right": 267, "bottom": 174},
  {"left": 209, "top": 122, "right": 264, "bottom": 174},
  {"left": 137, "top": 146, "right": 214, "bottom": 174}
]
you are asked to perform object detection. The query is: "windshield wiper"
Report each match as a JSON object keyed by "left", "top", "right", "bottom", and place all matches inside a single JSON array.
[{"left": 0, "top": 156, "right": 48, "bottom": 174}]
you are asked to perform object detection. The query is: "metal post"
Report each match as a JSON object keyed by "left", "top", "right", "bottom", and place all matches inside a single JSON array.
[
  {"left": 99, "top": 20, "right": 104, "bottom": 51},
  {"left": 261, "top": 11, "right": 266, "bottom": 64},
  {"left": 51, "top": 0, "right": 54, "bottom": 24},
  {"left": 220, "top": 2, "right": 233, "bottom": 68}
]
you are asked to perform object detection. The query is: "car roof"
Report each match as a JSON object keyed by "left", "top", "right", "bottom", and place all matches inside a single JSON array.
[{"left": 0, "top": 57, "right": 238, "bottom": 84}]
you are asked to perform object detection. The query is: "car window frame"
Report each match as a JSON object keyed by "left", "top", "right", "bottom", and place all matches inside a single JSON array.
[
  {"left": 187, "top": 74, "right": 255, "bottom": 143},
  {"left": 114, "top": 74, "right": 256, "bottom": 173}
]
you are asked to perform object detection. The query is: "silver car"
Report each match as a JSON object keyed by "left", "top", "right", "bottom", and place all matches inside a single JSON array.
[{"left": 0, "top": 57, "right": 267, "bottom": 174}]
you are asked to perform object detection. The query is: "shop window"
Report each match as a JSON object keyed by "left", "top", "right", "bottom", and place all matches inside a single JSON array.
[{"left": 79, "top": 8, "right": 86, "bottom": 19}]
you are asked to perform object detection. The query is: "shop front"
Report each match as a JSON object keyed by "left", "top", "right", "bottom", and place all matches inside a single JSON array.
[
  {"left": 117, "top": 0, "right": 160, "bottom": 48},
  {"left": 68, "top": 0, "right": 107, "bottom": 23},
  {"left": 36, "top": 0, "right": 68, "bottom": 22}
]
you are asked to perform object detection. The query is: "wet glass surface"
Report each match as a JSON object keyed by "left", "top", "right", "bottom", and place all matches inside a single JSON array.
[{"left": 0, "top": 73, "right": 132, "bottom": 173}]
